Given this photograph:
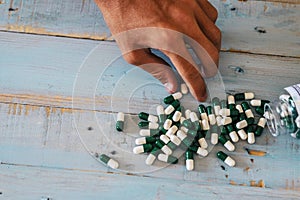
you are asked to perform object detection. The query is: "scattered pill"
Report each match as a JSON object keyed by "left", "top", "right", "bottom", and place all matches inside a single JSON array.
[
  {"left": 165, "top": 125, "right": 178, "bottom": 137},
  {"left": 133, "top": 144, "right": 153, "bottom": 154},
  {"left": 165, "top": 100, "right": 180, "bottom": 115},
  {"left": 155, "top": 140, "right": 172, "bottom": 155},
  {"left": 164, "top": 92, "right": 183, "bottom": 104},
  {"left": 99, "top": 154, "right": 119, "bottom": 169},
  {"left": 158, "top": 154, "right": 178, "bottom": 164},
  {"left": 181, "top": 83, "right": 189, "bottom": 94},
  {"left": 198, "top": 104, "right": 209, "bottom": 121},
  {"left": 221, "top": 117, "right": 232, "bottom": 125},
  {"left": 237, "top": 129, "right": 248, "bottom": 140},
  {"left": 241, "top": 102, "right": 255, "bottom": 124},
  {"left": 227, "top": 95, "right": 235, "bottom": 105},
  {"left": 217, "top": 151, "right": 235, "bottom": 167},
  {"left": 138, "top": 121, "right": 159, "bottom": 129},
  {"left": 226, "top": 124, "right": 239, "bottom": 143},
  {"left": 163, "top": 118, "right": 173, "bottom": 130},
  {"left": 138, "top": 112, "right": 158, "bottom": 123},
  {"left": 219, "top": 135, "right": 235, "bottom": 151},
  {"left": 145, "top": 147, "right": 160, "bottom": 165},
  {"left": 185, "top": 150, "right": 194, "bottom": 171},
  {"left": 250, "top": 99, "right": 270, "bottom": 107},
  {"left": 135, "top": 136, "right": 156, "bottom": 145},
  {"left": 116, "top": 112, "right": 125, "bottom": 132},
  {"left": 139, "top": 129, "right": 159, "bottom": 137},
  {"left": 157, "top": 105, "right": 166, "bottom": 123},
  {"left": 207, "top": 106, "right": 216, "bottom": 125},
  {"left": 201, "top": 119, "right": 210, "bottom": 131},
  {"left": 236, "top": 119, "right": 248, "bottom": 129},
  {"left": 210, "top": 125, "right": 219, "bottom": 145},
  {"left": 212, "top": 97, "right": 221, "bottom": 116},
  {"left": 255, "top": 117, "right": 267, "bottom": 136},
  {"left": 172, "top": 110, "right": 182, "bottom": 122},
  {"left": 234, "top": 92, "right": 255, "bottom": 101},
  {"left": 247, "top": 126, "right": 255, "bottom": 144}
]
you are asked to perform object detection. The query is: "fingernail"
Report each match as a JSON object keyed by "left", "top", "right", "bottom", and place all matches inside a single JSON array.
[{"left": 164, "top": 83, "right": 175, "bottom": 93}]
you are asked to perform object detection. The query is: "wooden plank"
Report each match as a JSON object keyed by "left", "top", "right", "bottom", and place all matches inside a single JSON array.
[
  {"left": 1, "top": 165, "right": 299, "bottom": 200},
  {"left": 0, "top": 31, "right": 299, "bottom": 112},
  {"left": 0, "top": 0, "right": 299, "bottom": 57}
]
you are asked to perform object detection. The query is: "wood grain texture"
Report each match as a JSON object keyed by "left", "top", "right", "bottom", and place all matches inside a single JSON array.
[
  {"left": 0, "top": 0, "right": 299, "bottom": 57},
  {"left": 0, "top": 31, "right": 300, "bottom": 199}
]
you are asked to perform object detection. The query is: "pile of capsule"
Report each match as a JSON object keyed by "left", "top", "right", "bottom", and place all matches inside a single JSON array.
[
  {"left": 108, "top": 84, "right": 272, "bottom": 171},
  {"left": 264, "top": 94, "right": 300, "bottom": 139}
]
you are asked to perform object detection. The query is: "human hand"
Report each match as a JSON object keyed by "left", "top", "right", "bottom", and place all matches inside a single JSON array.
[{"left": 94, "top": 0, "right": 221, "bottom": 101}]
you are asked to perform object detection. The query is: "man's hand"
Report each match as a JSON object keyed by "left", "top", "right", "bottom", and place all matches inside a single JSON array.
[{"left": 95, "top": 0, "right": 221, "bottom": 101}]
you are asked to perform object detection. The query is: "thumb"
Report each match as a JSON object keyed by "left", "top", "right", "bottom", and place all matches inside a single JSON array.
[{"left": 123, "top": 49, "right": 178, "bottom": 94}]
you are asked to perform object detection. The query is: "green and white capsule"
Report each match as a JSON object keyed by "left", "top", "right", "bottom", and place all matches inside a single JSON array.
[
  {"left": 227, "top": 95, "right": 235, "bottom": 105},
  {"left": 219, "top": 135, "right": 235, "bottom": 151},
  {"left": 201, "top": 119, "right": 210, "bottom": 131},
  {"left": 198, "top": 104, "right": 208, "bottom": 121},
  {"left": 236, "top": 104, "right": 243, "bottom": 113},
  {"left": 234, "top": 92, "right": 255, "bottom": 101},
  {"left": 255, "top": 106, "right": 264, "bottom": 116},
  {"left": 172, "top": 110, "right": 182, "bottom": 122},
  {"left": 180, "top": 83, "right": 189, "bottom": 94},
  {"left": 138, "top": 112, "right": 158, "bottom": 123},
  {"left": 217, "top": 151, "right": 235, "bottom": 167},
  {"left": 158, "top": 154, "right": 178, "bottom": 164},
  {"left": 160, "top": 134, "right": 170, "bottom": 144},
  {"left": 190, "top": 112, "right": 201, "bottom": 131},
  {"left": 206, "top": 106, "right": 216, "bottom": 125},
  {"left": 185, "top": 150, "right": 194, "bottom": 171},
  {"left": 219, "top": 108, "right": 239, "bottom": 117},
  {"left": 247, "top": 126, "right": 255, "bottom": 144},
  {"left": 135, "top": 136, "right": 156, "bottom": 145},
  {"left": 255, "top": 117, "right": 267, "bottom": 136},
  {"left": 156, "top": 105, "right": 166, "bottom": 124},
  {"left": 164, "top": 100, "right": 180, "bottom": 115},
  {"left": 226, "top": 124, "right": 239, "bottom": 143},
  {"left": 212, "top": 97, "right": 221, "bottom": 116},
  {"left": 99, "top": 154, "right": 119, "bottom": 169},
  {"left": 116, "top": 112, "right": 125, "bottom": 132},
  {"left": 237, "top": 129, "right": 248, "bottom": 140},
  {"left": 138, "top": 121, "right": 159, "bottom": 129},
  {"left": 133, "top": 144, "right": 153, "bottom": 154},
  {"left": 165, "top": 125, "right": 178, "bottom": 138},
  {"left": 210, "top": 125, "right": 219, "bottom": 145},
  {"left": 139, "top": 129, "right": 160, "bottom": 137},
  {"left": 250, "top": 99, "right": 270, "bottom": 107},
  {"left": 197, "top": 132, "right": 208, "bottom": 149},
  {"left": 155, "top": 140, "right": 172, "bottom": 155},
  {"left": 145, "top": 147, "right": 160, "bottom": 165},
  {"left": 236, "top": 119, "right": 248, "bottom": 129},
  {"left": 163, "top": 118, "right": 173, "bottom": 130},
  {"left": 164, "top": 92, "right": 183, "bottom": 104},
  {"left": 188, "top": 145, "right": 208, "bottom": 157},
  {"left": 241, "top": 102, "right": 255, "bottom": 124}
]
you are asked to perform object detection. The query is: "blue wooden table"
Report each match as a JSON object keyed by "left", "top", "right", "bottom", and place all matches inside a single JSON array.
[{"left": 0, "top": 0, "right": 299, "bottom": 199}]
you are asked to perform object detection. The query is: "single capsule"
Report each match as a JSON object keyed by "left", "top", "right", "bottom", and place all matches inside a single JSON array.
[
  {"left": 138, "top": 121, "right": 159, "bottom": 129},
  {"left": 247, "top": 126, "right": 255, "bottom": 144},
  {"left": 210, "top": 125, "right": 219, "bottom": 145},
  {"left": 219, "top": 108, "right": 239, "bottom": 117},
  {"left": 185, "top": 109, "right": 192, "bottom": 119},
  {"left": 172, "top": 110, "right": 182, "bottom": 122},
  {"left": 139, "top": 129, "right": 160, "bottom": 137},
  {"left": 219, "top": 135, "right": 235, "bottom": 151},
  {"left": 165, "top": 125, "right": 178, "bottom": 137},
  {"left": 201, "top": 119, "right": 210, "bottom": 131},
  {"left": 217, "top": 151, "right": 235, "bottom": 167},
  {"left": 156, "top": 105, "right": 166, "bottom": 124},
  {"left": 135, "top": 136, "right": 156, "bottom": 145},
  {"left": 181, "top": 83, "right": 189, "bottom": 94},
  {"left": 227, "top": 95, "right": 235, "bottom": 105},
  {"left": 237, "top": 129, "right": 248, "bottom": 140},
  {"left": 170, "top": 134, "right": 181, "bottom": 146},
  {"left": 188, "top": 145, "right": 208, "bottom": 157},
  {"left": 250, "top": 99, "right": 270, "bottom": 107},
  {"left": 206, "top": 106, "right": 216, "bottom": 125},
  {"left": 165, "top": 100, "right": 180, "bottom": 115},
  {"left": 198, "top": 104, "right": 208, "bottom": 121},
  {"left": 163, "top": 118, "right": 173, "bottom": 130},
  {"left": 145, "top": 147, "right": 160, "bottom": 165},
  {"left": 160, "top": 134, "right": 171, "bottom": 144},
  {"left": 198, "top": 132, "right": 208, "bottom": 149},
  {"left": 185, "top": 150, "right": 194, "bottom": 171},
  {"left": 235, "top": 119, "right": 248, "bottom": 129},
  {"left": 155, "top": 140, "right": 172, "bottom": 155},
  {"left": 221, "top": 117, "right": 232, "bottom": 126},
  {"left": 226, "top": 124, "right": 239, "bottom": 143},
  {"left": 158, "top": 154, "right": 178, "bottom": 164},
  {"left": 241, "top": 102, "right": 255, "bottom": 124},
  {"left": 99, "top": 154, "right": 119, "bottom": 169},
  {"left": 138, "top": 112, "right": 158, "bottom": 123},
  {"left": 164, "top": 92, "right": 183, "bottom": 104},
  {"left": 212, "top": 97, "right": 221, "bottom": 116},
  {"left": 177, "top": 130, "right": 193, "bottom": 148},
  {"left": 133, "top": 144, "right": 153, "bottom": 154},
  {"left": 255, "top": 117, "right": 267, "bottom": 136},
  {"left": 116, "top": 112, "right": 125, "bottom": 132},
  {"left": 234, "top": 92, "right": 255, "bottom": 101}
]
